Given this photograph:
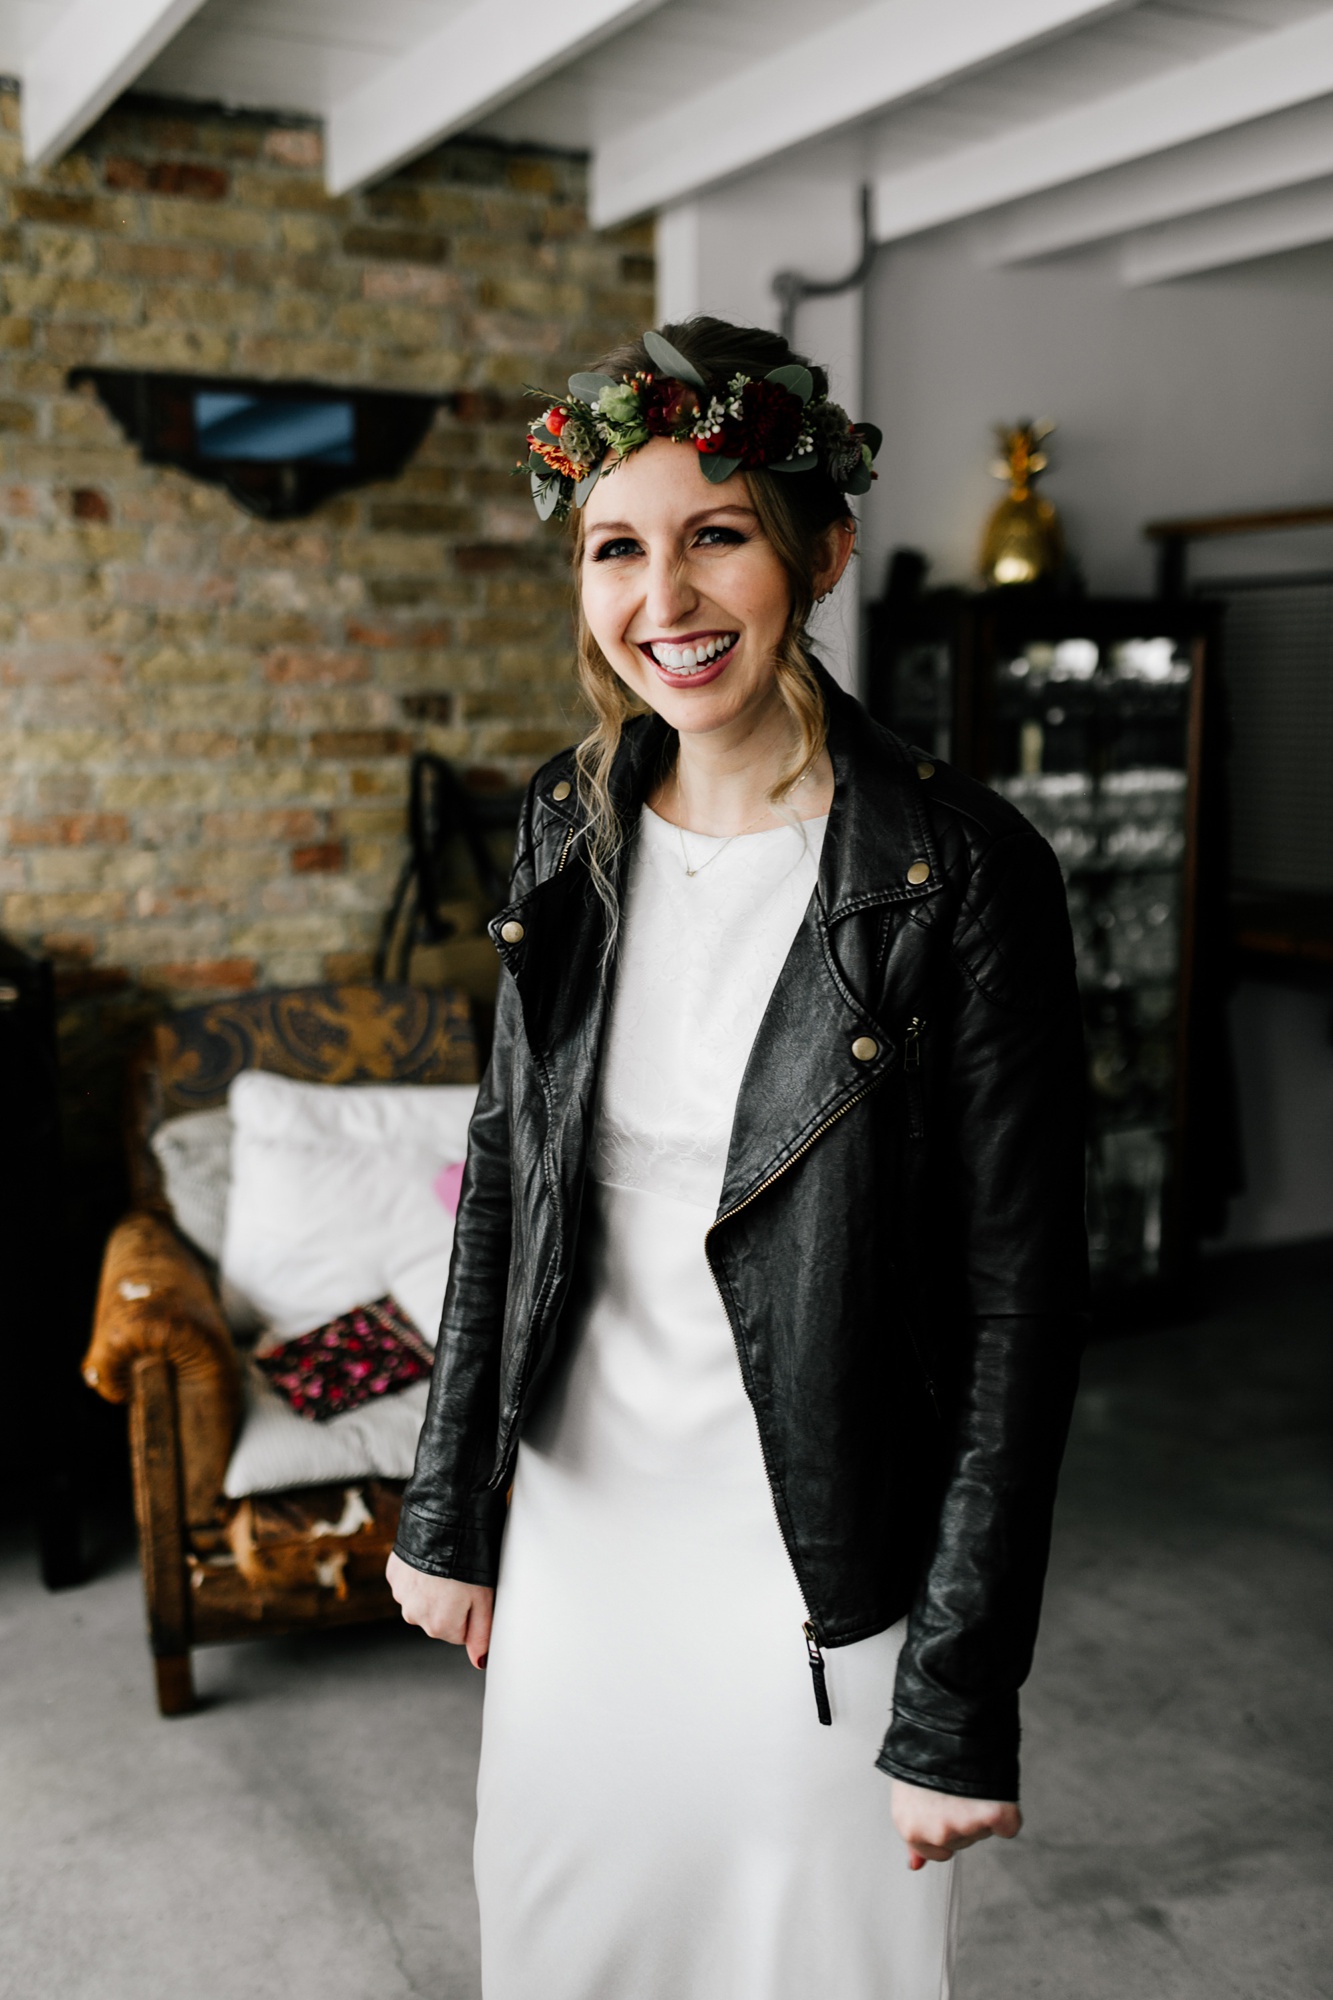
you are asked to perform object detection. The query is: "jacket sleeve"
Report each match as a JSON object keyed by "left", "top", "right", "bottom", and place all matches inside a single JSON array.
[
  {"left": 879, "top": 828, "right": 1090, "bottom": 1800},
  {"left": 392, "top": 786, "right": 539, "bottom": 1587}
]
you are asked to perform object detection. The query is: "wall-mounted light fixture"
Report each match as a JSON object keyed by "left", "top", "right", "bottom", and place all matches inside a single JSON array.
[{"left": 69, "top": 368, "right": 440, "bottom": 519}]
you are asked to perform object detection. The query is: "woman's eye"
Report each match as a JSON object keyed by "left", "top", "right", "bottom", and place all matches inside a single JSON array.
[{"left": 589, "top": 525, "right": 745, "bottom": 561}]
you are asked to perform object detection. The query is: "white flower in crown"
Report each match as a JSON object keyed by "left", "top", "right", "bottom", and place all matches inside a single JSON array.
[{"left": 692, "top": 395, "right": 728, "bottom": 445}]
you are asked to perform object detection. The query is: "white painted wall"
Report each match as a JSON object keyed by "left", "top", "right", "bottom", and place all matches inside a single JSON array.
[
  {"left": 655, "top": 137, "right": 869, "bottom": 691},
  {"left": 857, "top": 224, "right": 1333, "bottom": 1249},
  {"left": 859, "top": 227, "right": 1333, "bottom": 598}
]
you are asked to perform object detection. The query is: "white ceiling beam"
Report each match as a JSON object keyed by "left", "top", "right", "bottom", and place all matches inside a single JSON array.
[
  {"left": 326, "top": 0, "right": 671, "bottom": 197},
  {"left": 23, "top": 0, "right": 210, "bottom": 168},
  {"left": 591, "top": 0, "right": 1131, "bottom": 228},
  {"left": 980, "top": 97, "right": 1333, "bottom": 267},
  {"left": 1122, "top": 173, "right": 1333, "bottom": 286},
  {"left": 874, "top": 7, "right": 1333, "bottom": 244}
]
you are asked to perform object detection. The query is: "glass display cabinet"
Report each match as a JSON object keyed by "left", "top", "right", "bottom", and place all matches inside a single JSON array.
[{"left": 866, "top": 586, "right": 1221, "bottom": 1303}]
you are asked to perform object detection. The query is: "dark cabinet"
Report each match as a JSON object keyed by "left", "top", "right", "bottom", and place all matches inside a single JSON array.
[
  {"left": 867, "top": 588, "right": 1222, "bottom": 1301},
  {"left": 0, "top": 935, "right": 83, "bottom": 1583}
]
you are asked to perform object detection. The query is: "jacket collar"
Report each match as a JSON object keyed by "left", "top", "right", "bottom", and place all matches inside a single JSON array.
[
  {"left": 813, "top": 661, "right": 942, "bottom": 922},
  {"left": 567, "top": 657, "right": 943, "bottom": 925}
]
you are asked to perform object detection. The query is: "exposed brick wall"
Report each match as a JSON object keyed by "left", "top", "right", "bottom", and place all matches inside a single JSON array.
[{"left": 0, "top": 86, "right": 654, "bottom": 999}]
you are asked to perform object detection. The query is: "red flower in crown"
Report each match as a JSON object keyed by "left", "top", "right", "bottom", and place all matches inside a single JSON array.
[
  {"left": 699, "top": 379, "right": 804, "bottom": 468},
  {"left": 641, "top": 376, "right": 700, "bottom": 437}
]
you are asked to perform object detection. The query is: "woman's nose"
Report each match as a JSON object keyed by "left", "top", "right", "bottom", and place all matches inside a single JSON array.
[{"left": 642, "top": 552, "right": 698, "bottom": 631}]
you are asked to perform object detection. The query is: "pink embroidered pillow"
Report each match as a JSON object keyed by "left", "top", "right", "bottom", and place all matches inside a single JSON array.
[{"left": 255, "top": 1296, "right": 433, "bottom": 1422}]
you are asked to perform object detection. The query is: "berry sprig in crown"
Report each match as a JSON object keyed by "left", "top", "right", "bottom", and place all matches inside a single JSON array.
[{"left": 522, "top": 328, "right": 882, "bottom": 523}]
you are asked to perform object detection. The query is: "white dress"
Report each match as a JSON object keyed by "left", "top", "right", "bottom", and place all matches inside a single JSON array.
[{"left": 474, "top": 805, "right": 959, "bottom": 2000}]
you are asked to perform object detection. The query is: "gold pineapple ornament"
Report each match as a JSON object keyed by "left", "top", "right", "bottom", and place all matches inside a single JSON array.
[{"left": 979, "top": 420, "right": 1064, "bottom": 586}]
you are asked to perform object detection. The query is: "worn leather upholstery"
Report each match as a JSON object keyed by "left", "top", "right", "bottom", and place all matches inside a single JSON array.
[
  {"left": 395, "top": 663, "right": 1089, "bottom": 1801},
  {"left": 84, "top": 1210, "right": 241, "bottom": 1530}
]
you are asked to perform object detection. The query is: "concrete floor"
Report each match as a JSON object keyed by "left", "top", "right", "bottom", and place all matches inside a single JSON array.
[{"left": 3, "top": 1240, "right": 1331, "bottom": 2000}]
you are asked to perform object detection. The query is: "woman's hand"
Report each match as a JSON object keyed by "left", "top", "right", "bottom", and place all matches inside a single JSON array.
[
  {"left": 890, "top": 1778, "right": 1021, "bottom": 1870},
  {"left": 385, "top": 1550, "right": 494, "bottom": 1669}
]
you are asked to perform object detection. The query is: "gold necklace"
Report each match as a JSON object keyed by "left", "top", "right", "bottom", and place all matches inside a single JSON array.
[
  {"left": 676, "top": 806, "right": 775, "bottom": 877},
  {"left": 671, "top": 768, "right": 809, "bottom": 878}
]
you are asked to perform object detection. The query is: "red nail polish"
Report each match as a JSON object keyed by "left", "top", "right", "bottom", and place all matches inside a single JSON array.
[{"left": 478, "top": 1652, "right": 489, "bottom": 1669}]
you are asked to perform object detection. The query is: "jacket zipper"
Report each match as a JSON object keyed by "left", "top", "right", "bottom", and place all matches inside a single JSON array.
[
  {"left": 903, "top": 1014, "right": 926, "bottom": 1140},
  {"left": 704, "top": 1075, "right": 883, "bottom": 1727},
  {"left": 491, "top": 1042, "right": 568, "bottom": 1477},
  {"left": 899, "top": 1017, "right": 940, "bottom": 1416},
  {"left": 488, "top": 816, "right": 584, "bottom": 1476},
  {"left": 495, "top": 816, "right": 586, "bottom": 1461},
  {"left": 803, "top": 1621, "right": 832, "bottom": 1725}
]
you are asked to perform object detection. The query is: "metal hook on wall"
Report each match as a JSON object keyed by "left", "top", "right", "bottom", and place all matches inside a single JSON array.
[{"left": 772, "top": 185, "right": 876, "bottom": 346}]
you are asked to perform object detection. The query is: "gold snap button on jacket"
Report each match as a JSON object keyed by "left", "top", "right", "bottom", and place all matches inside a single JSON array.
[
  {"left": 851, "top": 1036, "right": 879, "bottom": 1063},
  {"left": 916, "top": 760, "right": 935, "bottom": 780},
  {"left": 500, "top": 920, "right": 525, "bottom": 945},
  {"left": 552, "top": 780, "right": 572, "bottom": 801},
  {"left": 906, "top": 860, "right": 931, "bottom": 885}
]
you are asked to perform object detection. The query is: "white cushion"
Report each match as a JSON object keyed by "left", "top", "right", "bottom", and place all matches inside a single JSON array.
[
  {"left": 223, "top": 1359, "right": 430, "bottom": 1498},
  {"left": 151, "top": 1108, "right": 232, "bottom": 1261},
  {"left": 220, "top": 1071, "right": 478, "bottom": 1343},
  {"left": 219, "top": 1071, "right": 478, "bottom": 1499}
]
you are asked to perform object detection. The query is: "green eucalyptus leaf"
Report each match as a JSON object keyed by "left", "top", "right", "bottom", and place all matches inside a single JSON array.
[
  {"left": 698, "top": 452, "right": 742, "bottom": 484},
  {"left": 643, "top": 330, "right": 708, "bottom": 390},
  {"left": 528, "top": 450, "right": 550, "bottom": 474},
  {"left": 573, "top": 465, "right": 602, "bottom": 507},
  {"left": 764, "top": 364, "right": 814, "bottom": 405},
  {"left": 768, "top": 452, "right": 818, "bottom": 474},
  {"left": 843, "top": 463, "right": 873, "bottom": 497},
  {"left": 531, "top": 470, "right": 563, "bottom": 521},
  {"left": 857, "top": 422, "right": 883, "bottom": 458},
  {"left": 569, "top": 372, "right": 617, "bottom": 403},
  {"left": 530, "top": 422, "right": 558, "bottom": 447}
]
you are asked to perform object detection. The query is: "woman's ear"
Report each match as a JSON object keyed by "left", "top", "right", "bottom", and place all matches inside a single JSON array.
[{"left": 813, "top": 516, "right": 857, "bottom": 600}]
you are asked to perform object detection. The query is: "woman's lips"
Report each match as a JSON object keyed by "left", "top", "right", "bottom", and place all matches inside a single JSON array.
[{"left": 638, "top": 634, "right": 738, "bottom": 690}]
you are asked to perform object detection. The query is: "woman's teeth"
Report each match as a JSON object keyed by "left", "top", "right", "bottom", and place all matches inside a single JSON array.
[{"left": 647, "top": 633, "right": 738, "bottom": 673}]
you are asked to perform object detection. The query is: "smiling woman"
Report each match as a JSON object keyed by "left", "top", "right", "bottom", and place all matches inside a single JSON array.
[
  {"left": 386, "top": 318, "right": 1090, "bottom": 2000},
  {"left": 578, "top": 442, "right": 845, "bottom": 819},
  {"left": 567, "top": 321, "right": 866, "bottom": 915}
]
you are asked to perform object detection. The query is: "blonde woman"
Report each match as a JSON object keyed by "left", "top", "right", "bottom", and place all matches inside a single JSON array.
[{"left": 388, "top": 319, "right": 1088, "bottom": 1999}]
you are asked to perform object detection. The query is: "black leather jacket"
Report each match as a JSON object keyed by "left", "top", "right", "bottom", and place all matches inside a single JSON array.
[{"left": 396, "top": 663, "right": 1089, "bottom": 1801}]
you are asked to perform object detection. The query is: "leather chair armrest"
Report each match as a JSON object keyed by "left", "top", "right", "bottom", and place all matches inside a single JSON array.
[{"left": 84, "top": 1211, "right": 242, "bottom": 1529}]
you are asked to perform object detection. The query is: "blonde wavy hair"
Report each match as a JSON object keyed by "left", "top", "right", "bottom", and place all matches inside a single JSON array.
[{"left": 565, "top": 317, "right": 855, "bottom": 921}]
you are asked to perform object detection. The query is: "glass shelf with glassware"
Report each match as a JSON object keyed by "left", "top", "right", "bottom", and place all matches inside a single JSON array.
[{"left": 866, "top": 584, "right": 1220, "bottom": 1304}]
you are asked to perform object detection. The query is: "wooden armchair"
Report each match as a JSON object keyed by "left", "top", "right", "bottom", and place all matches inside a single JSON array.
[{"left": 81, "top": 983, "right": 477, "bottom": 1716}]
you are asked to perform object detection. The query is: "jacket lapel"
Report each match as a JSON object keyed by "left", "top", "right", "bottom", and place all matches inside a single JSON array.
[
  {"left": 493, "top": 668, "right": 944, "bottom": 1222},
  {"left": 716, "top": 668, "right": 944, "bottom": 1218},
  {"left": 503, "top": 857, "right": 606, "bottom": 1063},
  {"left": 494, "top": 710, "right": 668, "bottom": 1064}
]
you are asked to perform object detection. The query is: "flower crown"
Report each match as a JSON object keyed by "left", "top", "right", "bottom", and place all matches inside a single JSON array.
[{"left": 523, "top": 328, "right": 882, "bottom": 524}]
